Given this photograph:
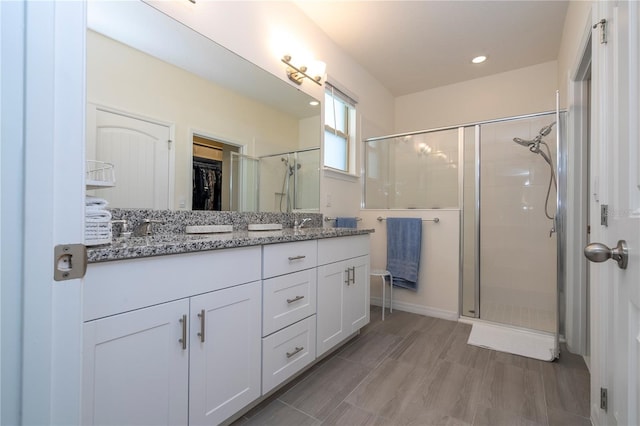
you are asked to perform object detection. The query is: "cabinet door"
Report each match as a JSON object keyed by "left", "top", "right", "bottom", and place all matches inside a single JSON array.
[
  {"left": 316, "top": 261, "right": 347, "bottom": 357},
  {"left": 82, "top": 299, "right": 189, "bottom": 426},
  {"left": 347, "top": 255, "right": 370, "bottom": 332},
  {"left": 189, "top": 281, "right": 261, "bottom": 426}
]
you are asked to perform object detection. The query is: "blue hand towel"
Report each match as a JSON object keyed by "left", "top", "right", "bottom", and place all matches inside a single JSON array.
[
  {"left": 335, "top": 217, "right": 358, "bottom": 228},
  {"left": 386, "top": 218, "right": 422, "bottom": 291}
]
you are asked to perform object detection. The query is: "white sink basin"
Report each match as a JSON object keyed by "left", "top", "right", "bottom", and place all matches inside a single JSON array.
[
  {"left": 185, "top": 224, "right": 233, "bottom": 234},
  {"left": 247, "top": 223, "right": 283, "bottom": 231}
]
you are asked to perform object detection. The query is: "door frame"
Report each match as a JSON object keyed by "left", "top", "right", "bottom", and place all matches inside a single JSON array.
[
  {"left": 188, "top": 128, "right": 245, "bottom": 211},
  {"left": 565, "top": 9, "right": 593, "bottom": 358},
  {"left": 19, "top": 1, "right": 86, "bottom": 424}
]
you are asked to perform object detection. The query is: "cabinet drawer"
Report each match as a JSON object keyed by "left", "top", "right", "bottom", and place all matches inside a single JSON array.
[
  {"left": 318, "top": 234, "right": 370, "bottom": 265},
  {"left": 263, "top": 240, "right": 317, "bottom": 278},
  {"left": 262, "top": 316, "right": 316, "bottom": 394},
  {"left": 263, "top": 269, "right": 316, "bottom": 336}
]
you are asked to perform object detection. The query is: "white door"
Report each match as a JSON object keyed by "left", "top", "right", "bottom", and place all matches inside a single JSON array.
[
  {"left": 82, "top": 300, "right": 189, "bottom": 426},
  {"left": 589, "top": 1, "right": 640, "bottom": 425},
  {"left": 188, "top": 281, "right": 261, "bottom": 426},
  {"left": 88, "top": 105, "right": 173, "bottom": 209}
]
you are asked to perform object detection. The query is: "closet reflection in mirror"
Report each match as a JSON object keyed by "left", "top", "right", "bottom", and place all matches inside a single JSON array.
[{"left": 85, "top": 1, "right": 320, "bottom": 212}]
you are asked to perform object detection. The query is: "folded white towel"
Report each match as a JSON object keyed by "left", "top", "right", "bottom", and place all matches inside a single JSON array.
[
  {"left": 86, "top": 205, "right": 108, "bottom": 213},
  {"left": 85, "top": 196, "right": 108, "bottom": 207},
  {"left": 85, "top": 210, "right": 112, "bottom": 221}
]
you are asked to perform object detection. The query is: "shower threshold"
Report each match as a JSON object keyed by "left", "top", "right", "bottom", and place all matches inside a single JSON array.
[{"left": 462, "top": 318, "right": 559, "bottom": 361}]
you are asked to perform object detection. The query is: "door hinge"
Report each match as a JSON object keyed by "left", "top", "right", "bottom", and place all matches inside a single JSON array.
[
  {"left": 593, "top": 18, "right": 607, "bottom": 44},
  {"left": 54, "top": 243, "right": 87, "bottom": 281},
  {"left": 601, "top": 204, "right": 609, "bottom": 227},
  {"left": 600, "top": 387, "right": 608, "bottom": 411},
  {"left": 168, "top": 139, "right": 173, "bottom": 150}
]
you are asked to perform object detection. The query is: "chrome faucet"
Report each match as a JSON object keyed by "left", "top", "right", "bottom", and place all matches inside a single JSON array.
[
  {"left": 134, "top": 219, "right": 163, "bottom": 236},
  {"left": 294, "top": 218, "right": 312, "bottom": 230},
  {"left": 111, "top": 219, "right": 132, "bottom": 239}
]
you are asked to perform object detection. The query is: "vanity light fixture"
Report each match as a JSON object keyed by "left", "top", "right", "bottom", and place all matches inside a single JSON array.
[
  {"left": 309, "top": 100, "right": 320, "bottom": 106},
  {"left": 282, "top": 55, "right": 326, "bottom": 86},
  {"left": 472, "top": 55, "right": 487, "bottom": 64}
]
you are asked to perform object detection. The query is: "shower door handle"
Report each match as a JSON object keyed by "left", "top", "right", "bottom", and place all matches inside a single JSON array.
[{"left": 584, "top": 240, "right": 628, "bottom": 270}]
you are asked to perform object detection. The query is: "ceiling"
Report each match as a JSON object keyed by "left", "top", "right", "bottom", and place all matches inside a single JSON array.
[{"left": 295, "top": 1, "right": 569, "bottom": 97}]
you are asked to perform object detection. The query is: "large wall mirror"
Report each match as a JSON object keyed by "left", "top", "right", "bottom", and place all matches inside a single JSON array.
[{"left": 86, "top": 1, "right": 321, "bottom": 212}]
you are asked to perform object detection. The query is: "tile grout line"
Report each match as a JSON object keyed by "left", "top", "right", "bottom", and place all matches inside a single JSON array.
[{"left": 276, "top": 399, "right": 323, "bottom": 424}]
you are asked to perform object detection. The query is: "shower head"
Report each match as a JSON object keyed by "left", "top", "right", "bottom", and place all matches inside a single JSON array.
[
  {"left": 512, "top": 122, "right": 555, "bottom": 152},
  {"left": 539, "top": 122, "right": 555, "bottom": 137},
  {"left": 513, "top": 137, "right": 534, "bottom": 147}
]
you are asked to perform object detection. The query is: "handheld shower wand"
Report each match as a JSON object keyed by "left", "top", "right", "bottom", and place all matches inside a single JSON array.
[{"left": 512, "top": 122, "right": 557, "bottom": 225}]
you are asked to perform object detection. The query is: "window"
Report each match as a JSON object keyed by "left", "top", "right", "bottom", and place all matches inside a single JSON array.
[{"left": 324, "top": 83, "right": 356, "bottom": 173}]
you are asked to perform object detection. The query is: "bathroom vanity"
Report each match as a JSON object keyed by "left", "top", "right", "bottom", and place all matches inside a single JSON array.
[{"left": 82, "top": 226, "right": 371, "bottom": 425}]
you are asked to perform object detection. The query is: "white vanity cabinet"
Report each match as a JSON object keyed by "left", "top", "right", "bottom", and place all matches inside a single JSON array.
[
  {"left": 82, "top": 247, "right": 262, "bottom": 426},
  {"left": 82, "top": 233, "right": 371, "bottom": 424},
  {"left": 316, "top": 235, "right": 370, "bottom": 357},
  {"left": 261, "top": 241, "right": 318, "bottom": 394}
]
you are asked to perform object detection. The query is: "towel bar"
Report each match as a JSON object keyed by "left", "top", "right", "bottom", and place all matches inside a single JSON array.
[
  {"left": 376, "top": 216, "right": 439, "bottom": 223},
  {"left": 324, "top": 217, "right": 362, "bottom": 222}
]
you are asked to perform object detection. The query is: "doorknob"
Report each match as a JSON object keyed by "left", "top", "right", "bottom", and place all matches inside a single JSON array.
[{"left": 584, "top": 240, "right": 628, "bottom": 270}]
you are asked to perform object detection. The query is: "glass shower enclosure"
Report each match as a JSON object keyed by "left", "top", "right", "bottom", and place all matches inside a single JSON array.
[
  {"left": 230, "top": 148, "right": 320, "bottom": 212},
  {"left": 364, "top": 111, "right": 564, "bottom": 335}
]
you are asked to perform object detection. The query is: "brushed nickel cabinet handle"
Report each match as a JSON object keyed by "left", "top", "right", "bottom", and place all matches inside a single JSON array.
[
  {"left": 351, "top": 267, "right": 356, "bottom": 284},
  {"left": 286, "top": 295, "right": 305, "bottom": 304},
  {"left": 179, "top": 315, "right": 187, "bottom": 350},
  {"left": 288, "top": 255, "right": 306, "bottom": 261},
  {"left": 197, "top": 309, "right": 205, "bottom": 343},
  {"left": 344, "top": 269, "right": 350, "bottom": 285},
  {"left": 286, "top": 346, "right": 304, "bottom": 358}
]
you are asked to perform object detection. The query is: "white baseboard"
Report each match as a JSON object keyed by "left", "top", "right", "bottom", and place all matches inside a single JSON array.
[{"left": 369, "top": 297, "right": 458, "bottom": 321}]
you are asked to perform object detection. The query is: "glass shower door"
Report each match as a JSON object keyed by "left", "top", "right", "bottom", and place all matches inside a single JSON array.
[
  {"left": 478, "top": 114, "right": 558, "bottom": 333},
  {"left": 230, "top": 152, "right": 258, "bottom": 212}
]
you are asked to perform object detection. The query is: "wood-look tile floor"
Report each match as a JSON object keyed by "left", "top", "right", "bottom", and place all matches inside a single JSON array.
[{"left": 232, "top": 307, "right": 591, "bottom": 426}]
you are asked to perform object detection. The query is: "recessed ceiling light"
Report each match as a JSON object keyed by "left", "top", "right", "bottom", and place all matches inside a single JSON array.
[
  {"left": 472, "top": 55, "right": 487, "bottom": 64},
  {"left": 309, "top": 100, "right": 319, "bottom": 106}
]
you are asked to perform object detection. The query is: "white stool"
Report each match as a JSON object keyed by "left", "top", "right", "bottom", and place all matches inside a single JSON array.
[{"left": 371, "top": 269, "right": 393, "bottom": 320}]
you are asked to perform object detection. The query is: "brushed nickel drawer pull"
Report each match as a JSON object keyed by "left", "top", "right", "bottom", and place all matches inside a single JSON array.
[
  {"left": 197, "top": 309, "right": 205, "bottom": 343},
  {"left": 286, "top": 346, "right": 304, "bottom": 358},
  {"left": 288, "top": 255, "right": 306, "bottom": 261},
  {"left": 286, "top": 295, "right": 305, "bottom": 304},
  {"left": 179, "top": 315, "right": 187, "bottom": 350}
]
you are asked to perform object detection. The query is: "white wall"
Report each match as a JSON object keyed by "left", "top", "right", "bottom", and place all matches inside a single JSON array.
[
  {"left": 395, "top": 60, "right": 559, "bottom": 133},
  {"left": 87, "top": 31, "right": 305, "bottom": 210},
  {"left": 361, "top": 210, "right": 460, "bottom": 320},
  {"left": 557, "top": 1, "right": 593, "bottom": 109}
]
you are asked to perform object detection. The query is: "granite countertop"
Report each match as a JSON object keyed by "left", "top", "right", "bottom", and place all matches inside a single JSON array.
[{"left": 87, "top": 227, "right": 374, "bottom": 263}]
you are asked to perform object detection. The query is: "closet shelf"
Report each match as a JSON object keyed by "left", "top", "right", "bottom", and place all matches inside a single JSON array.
[{"left": 86, "top": 160, "right": 116, "bottom": 190}]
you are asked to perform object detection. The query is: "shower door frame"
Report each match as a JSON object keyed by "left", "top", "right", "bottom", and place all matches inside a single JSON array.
[{"left": 461, "top": 110, "right": 565, "bottom": 334}]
